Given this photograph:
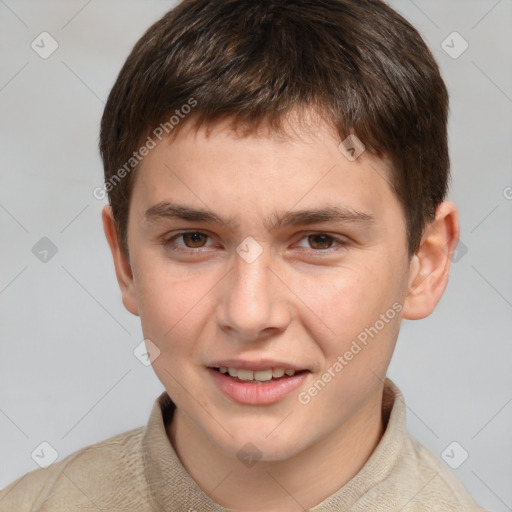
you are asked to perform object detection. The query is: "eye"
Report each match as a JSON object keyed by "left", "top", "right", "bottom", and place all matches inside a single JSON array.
[
  {"left": 295, "top": 233, "right": 348, "bottom": 251},
  {"left": 164, "top": 231, "right": 213, "bottom": 250}
]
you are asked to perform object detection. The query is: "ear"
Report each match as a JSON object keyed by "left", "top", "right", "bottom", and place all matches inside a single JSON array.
[
  {"left": 102, "top": 205, "right": 139, "bottom": 316},
  {"left": 402, "top": 201, "right": 460, "bottom": 320}
]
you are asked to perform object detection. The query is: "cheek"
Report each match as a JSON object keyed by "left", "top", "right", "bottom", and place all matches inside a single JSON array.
[
  {"left": 133, "top": 263, "right": 217, "bottom": 401},
  {"left": 295, "top": 262, "right": 401, "bottom": 359},
  {"left": 132, "top": 256, "right": 217, "bottom": 351}
]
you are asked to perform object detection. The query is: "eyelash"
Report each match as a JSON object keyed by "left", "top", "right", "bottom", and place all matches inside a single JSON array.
[{"left": 162, "top": 231, "right": 349, "bottom": 255}]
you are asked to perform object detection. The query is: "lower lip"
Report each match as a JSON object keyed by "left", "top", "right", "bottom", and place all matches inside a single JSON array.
[{"left": 208, "top": 368, "right": 310, "bottom": 405}]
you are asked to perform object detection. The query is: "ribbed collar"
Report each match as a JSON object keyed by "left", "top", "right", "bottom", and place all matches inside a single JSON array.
[{"left": 142, "top": 378, "right": 406, "bottom": 511}]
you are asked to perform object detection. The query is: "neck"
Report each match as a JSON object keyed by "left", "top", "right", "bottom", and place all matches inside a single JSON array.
[{"left": 168, "top": 389, "right": 385, "bottom": 512}]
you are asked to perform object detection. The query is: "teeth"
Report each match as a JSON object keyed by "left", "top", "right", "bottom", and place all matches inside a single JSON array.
[
  {"left": 218, "top": 367, "right": 297, "bottom": 381},
  {"left": 254, "top": 369, "right": 273, "bottom": 381},
  {"left": 237, "top": 369, "right": 254, "bottom": 380}
]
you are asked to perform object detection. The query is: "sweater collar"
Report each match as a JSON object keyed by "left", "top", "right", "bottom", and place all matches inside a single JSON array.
[{"left": 142, "top": 378, "right": 406, "bottom": 511}]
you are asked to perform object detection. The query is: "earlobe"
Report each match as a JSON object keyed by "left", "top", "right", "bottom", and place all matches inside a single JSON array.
[
  {"left": 101, "top": 206, "right": 140, "bottom": 316},
  {"left": 402, "top": 201, "right": 459, "bottom": 320}
]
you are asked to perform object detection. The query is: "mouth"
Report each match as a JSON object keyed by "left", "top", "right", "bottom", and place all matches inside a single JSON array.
[
  {"left": 209, "top": 366, "right": 309, "bottom": 384},
  {"left": 207, "top": 365, "right": 311, "bottom": 405}
]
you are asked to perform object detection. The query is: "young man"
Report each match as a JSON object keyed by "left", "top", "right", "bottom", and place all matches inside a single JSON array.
[{"left": 0, "top": 0, "right": 487, "bottom": 510}]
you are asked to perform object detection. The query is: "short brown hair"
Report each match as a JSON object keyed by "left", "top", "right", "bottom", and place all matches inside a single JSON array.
[{"left": 99, "top": 0, "right": 449, "bottom": 258}]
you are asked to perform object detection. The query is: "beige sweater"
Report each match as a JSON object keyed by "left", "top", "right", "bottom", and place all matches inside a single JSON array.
[{"left": 0, "top": 379, "right": 486, "bottom": 511}]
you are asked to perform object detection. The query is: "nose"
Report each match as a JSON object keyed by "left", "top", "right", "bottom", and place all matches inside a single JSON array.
[{"left": 216, "top": 247, "right": 292, "bottom": 342}]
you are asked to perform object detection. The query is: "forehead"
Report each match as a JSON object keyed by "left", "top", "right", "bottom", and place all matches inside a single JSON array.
[{"left": 131, "top": 114, "right": 401, "bottom": 232}]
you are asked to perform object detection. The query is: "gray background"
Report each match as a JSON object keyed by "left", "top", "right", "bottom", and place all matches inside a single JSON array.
[{"left": 0, "top": 1, "right": 511, "bottom": 510}]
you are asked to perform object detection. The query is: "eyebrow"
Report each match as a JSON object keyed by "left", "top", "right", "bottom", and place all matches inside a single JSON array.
[{"left": 144, "top": 201, "right": 375, "bottom": 231}]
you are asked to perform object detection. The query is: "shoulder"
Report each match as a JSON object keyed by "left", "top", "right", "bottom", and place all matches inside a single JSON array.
[
  {"left": 0, "top": 426, "right": 150, "bottom": 512},
  {"left": 397, "top": 433, "right": 488, "bottom": 511},
  {"left": 353, "top": 379, "right": 488, "bottom": 512}
]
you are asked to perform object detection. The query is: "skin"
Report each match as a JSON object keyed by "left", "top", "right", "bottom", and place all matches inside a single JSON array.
[{"left": 103, "top": 111, "right": 459, "bottom": 511}]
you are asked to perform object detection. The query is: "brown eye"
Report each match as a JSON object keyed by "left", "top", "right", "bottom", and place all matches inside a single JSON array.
[
  {"left": 307, "top": 234, "right": 336, "bottom": 250},
  {"left": 182, "top": 232, "right": 208, "bottom": 248}
]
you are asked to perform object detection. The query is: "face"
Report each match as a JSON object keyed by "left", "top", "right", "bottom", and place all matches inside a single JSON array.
[{"left": 109, "top": 114, "right": 416, "bottom": 461}]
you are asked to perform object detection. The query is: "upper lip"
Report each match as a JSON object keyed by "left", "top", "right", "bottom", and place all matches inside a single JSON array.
[{"left": 208, "top": 359, "right": 309, "bottom": 371}]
